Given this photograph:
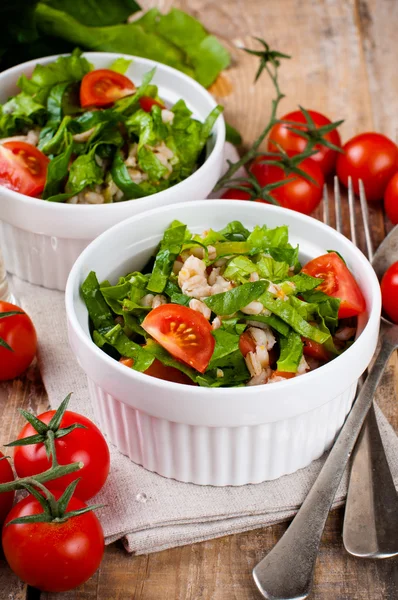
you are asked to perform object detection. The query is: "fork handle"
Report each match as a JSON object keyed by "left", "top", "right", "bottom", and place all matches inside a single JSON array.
[{"left": 253, "top": 328, "right": 398, "bottom": 600}]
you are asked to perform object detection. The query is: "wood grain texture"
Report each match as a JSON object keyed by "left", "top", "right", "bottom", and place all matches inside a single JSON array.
[{"left": 2, "top": 0, "right": 398, "bottom": 598}]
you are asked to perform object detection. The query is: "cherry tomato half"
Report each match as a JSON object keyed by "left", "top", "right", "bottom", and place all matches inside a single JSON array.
[
  {"left": 0, "top": 301, "right": 37, "bottom": 381},
  {"left": 139, "top": 96, "right": 165, "bottom": 112},
  {"left": 302, "top": 338, "right": 330, "bottom": 362},
  {"left": 142, "top": 304, "right": 215, "bottom": 373},
  {"left": 80, "top": 69, "right": 135, "bottom": 107},
  {"left": 119, "top": 356, "right": 195, "bottom": 385},
  {"left": 268, "top": 110, "right": 342, "bottom": 176},
  {"left": 336, "top": 133, "right": 398, "bottom": 202},
  {"left": 302, "top": 252, "right": 366, "bottom": 318},
  {"left": 380, "top": 261, "right": 398, "bottom": 324},
  {"left": 2, "top": 492, "right": 104, "bottom": 592},
  {"left": 14, "top": 409, "right": 110, "bottom": 501},
  {"left": 384, "top": 172, "right": 398, "bottom": 224},
  {"left": 250, "top": 156, "right": 324, "bottom": 215},
  {"left": 0, "top": 452, "right": 14, "bottom": 525},
  {"left": 0, "top": 142, "right": 49, "bottom": 197}
]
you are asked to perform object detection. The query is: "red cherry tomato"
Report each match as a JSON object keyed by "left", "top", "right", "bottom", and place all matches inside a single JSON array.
[
  {"left": 2, "top": 492, "right": 104, "bottom": 592},
  {"left": 380, "top": 261, "right": 398, "bottom": 323},
  {"left": 80, "top": 69, "right": 135, "bottom": 107},
  {"left": 268, "top": 110, "right": 342, "bottom": 176},
  {"left": 250, "top": 156, "right": 324, "bottom": 215},
  {"left": 336, "top": 133, "right": 398, "bottom": 202},
  {"left": 221, "top": 185, "right": 253, "bottom": 201},
  {"left": 302, "top": 338, "right": 330, "bottom": 362},
  {"left": 0, "top": 142, "right": 49, "bottom": 197},
  {"left": 239, "top": 331, "right": 257, "bottom": 356},
  {"left": 142, "top": 304, "right": 215, "bottom": 373},
  {"left": 0, "top": 301, "right": 37, "bottom": 381},
  {"left": 302, "top": 252, "right": 366, "bottom": 318},
  {"left": 139, "top": 96, "right": 165, "bottom": 112},
  {"left": 119, "top": 356, "right": 195, "bottom": 385},
  {"left": 14, "top": 410, "right": 110, "bottom": 501},
  {"left": 0, "top": 452, "right": 14, "bottom": 525},
  {"left": 384, "top": 172, "right": 398, "bottom": 224}
]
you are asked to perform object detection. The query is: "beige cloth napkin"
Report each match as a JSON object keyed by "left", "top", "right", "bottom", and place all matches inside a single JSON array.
[{"left": 7, "top": 143, "right": 398, "bottom": 555}]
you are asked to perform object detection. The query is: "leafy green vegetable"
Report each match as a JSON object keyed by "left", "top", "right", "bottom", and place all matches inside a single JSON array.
[
  {"left": 81, "top": 271, "right": 115, "bottom": 334},
  {"left": 288, "top": 273, "right": 321, "bottom": 293},
  {"left": 110, "top": 152, "right": 147, "bottom": 200},
  {"left": 225, "top": 122, "right": 242, "bottom": 146},
  {"left": 208, "top": 329, "right": 240, "bottom": 369},
  {"left": 247, "top": 225, "right": 289, "bottom": 253},
  {"left": 109, "top": 57, "right": 132, "bottom": 74},
  {"left": 103, "top": 324, "right": 154, "bottom": 372},
  {"left": 239, "top": 313, "right": 290, "bottom": 337},
  {"left": 255, "top": 255, "right": 289, "bottom": 282},
  {"left": 277, "top": 331, "right": 303, "bottom": 373},
  {"left": 223, "top": 256, "right": 257, "bottom": 283},
  {"left": 142, "top": 340, "right": 198, "bottom": 382},
  {"left": 43, "top": 0, "right": 141, "bottom": 27},
  {"left": 66, "top": 146, "right": 103, "bottom": 194},
  {"left": 147, "top": 221, "right": 187, "bottom": 294},
  {"left": 42, "top": 138, "right": 73, "bottom": 198},
  {"left": 219, "top": 221, "right": 250, "bottom": 241},
  {"left": 164, "top": 281, "right": 191, "bottom": 306},
  {"left": 204, "top": 281, "right": 268, "bottom": 316}
]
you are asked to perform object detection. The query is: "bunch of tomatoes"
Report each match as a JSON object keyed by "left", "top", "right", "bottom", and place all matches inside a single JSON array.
[{"left": 222, "top": 109, "right": 398, "bottom": 222}]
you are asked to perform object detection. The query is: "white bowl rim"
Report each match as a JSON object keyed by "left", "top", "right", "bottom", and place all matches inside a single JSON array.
[
  {"left": 0, "top": 51, "right": 225, "bottom": 214},
  {"left": 65, "top": 199, "right": 382, "bottom": 397}
]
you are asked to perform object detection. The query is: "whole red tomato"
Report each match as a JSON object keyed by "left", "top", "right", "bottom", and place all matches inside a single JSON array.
[
  {"left": 0, "top": 301, "right": 37, "bottom": 381},
  {"left": 0, "top": 452, "right": 14, "bottom": 524},
  {"left": 2, "top": 492, "right": 104, "bottom": 592},
  {"left": 380, "top": 261, "right": 398, "bottom": 324},
  {"left": 221, "top": 187, "right": 253, "bottom": 200},
  {"left": 250, "top": 156, "right": 324, "bottom": 215},
  {"left": 268, "top": 109, "right": 342, "bottom": 176},
  {"left": 14, "top": 409, "right": 110, "bottom": 501},
  {"left": 336, "top": 133, "right": 398, "bottom": 202},
  {"left": 384, "top": 172, "right": 398, "bottom": 224}
]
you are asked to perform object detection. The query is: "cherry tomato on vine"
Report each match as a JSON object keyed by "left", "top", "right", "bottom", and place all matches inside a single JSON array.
[
  {"left": 302, "top": 252, "right": 366, "bottom": 318},
  {"left": 14, "top": 405, "right": 110, "bottom": 501},
  {"left": 250, "top": 156, "right": 324, "bottom": 215},
  {"left": 0, "top": 452, "right": 14, "bottom": 524},
  {"left": 384, "top": 172, "right": 398, "bottom": 224},
  {"left": 0, "top": 142, "right": 49, "bottom": 197},
  {"left": 380, "top": 261, "right": 398, "bottom": 324},
  {"left": 221, "top": 187, "right": 253, "bottom": 201},
  {"left": 268, "top": 109, "right": 342, "bottom": 176},
  {"left": 119, "top": 356, "right": 194, "bottom": 385},
  {"left": 80, "top": 69, "right": 135, "bottom": 107},
  {"left": 142, "top": 304, "right": 215, "bottom": 373},
  {"left": 2, "top": 492, "right": 104, "bottom": 592},
  {"left": 0, "top": 301, "right": 37, "bottom": 381},
  {"left": 336, "top": 133, "right": 398, "bottom": 202}
]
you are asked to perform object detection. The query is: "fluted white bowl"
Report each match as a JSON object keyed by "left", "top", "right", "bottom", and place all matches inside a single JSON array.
[
  {"left": 65, "top": 200, "right": 381, "bottom": 485},
  {"left": 0, "top": 53, "right": 225, "bottom": 290}
]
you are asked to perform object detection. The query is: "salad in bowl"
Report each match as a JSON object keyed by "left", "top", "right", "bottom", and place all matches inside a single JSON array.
[
  {"left": 82, "top": 218, "right": 366, "bottom": 387},
  {"left": 0, "top": 50, "right": 222, "bottom": 203}
]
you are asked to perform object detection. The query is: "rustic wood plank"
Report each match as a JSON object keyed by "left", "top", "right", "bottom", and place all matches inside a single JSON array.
[{"left": 5, "top": 1, "right": 398, "bottom": 599}]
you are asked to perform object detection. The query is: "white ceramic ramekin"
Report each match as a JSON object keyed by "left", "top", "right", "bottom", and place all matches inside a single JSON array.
[
  {"left": 0, "top": 53, "right": 225, "bottom": 291},
  {"left": 65, "top": 200, "right": 381, "bottom": 486}
]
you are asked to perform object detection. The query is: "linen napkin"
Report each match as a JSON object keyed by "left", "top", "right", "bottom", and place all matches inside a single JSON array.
[{"left": 7, "top": 143, "right": 398, "bottom": 555}]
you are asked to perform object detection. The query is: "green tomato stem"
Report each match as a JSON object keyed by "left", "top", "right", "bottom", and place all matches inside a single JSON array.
[{"left": 0, "top": 461, "right": 83, "bottom": 494}]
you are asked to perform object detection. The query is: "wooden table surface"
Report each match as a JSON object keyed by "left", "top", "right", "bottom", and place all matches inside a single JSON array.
[{"left": 1, "top": 0, "right": 398, "bottom": 598}]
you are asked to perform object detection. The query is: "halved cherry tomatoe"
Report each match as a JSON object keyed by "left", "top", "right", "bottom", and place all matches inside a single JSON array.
[
  {"left": 119, "top": 356, "right": 195, "bottom": 385},
  {"left": 139, "top": 96, "right": 165, "bottom": 112},
  {"left": 302, "top": 338, "right": 330, "bottom": 362},
  {"left": 302, "top": 252, "right": 366, "bottom": 319},
  {"left": 80, "top": 69, "right": 136, "bottom": 108},
  {"left": 142, "top": 304, "right": 215, "bottom": 373},
  {"left": 0, "top": 142, "right": 49, "bottom": 196}
]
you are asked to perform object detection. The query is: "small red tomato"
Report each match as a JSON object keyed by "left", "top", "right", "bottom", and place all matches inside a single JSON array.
[
  {"left": 0, "top": 452, "right": 14, "bottom": 525},
  {"left": 380, "top": 261, "right": 398, "bottom": 323},
  {"left": 142, "top": 304, "right": 215, "bottom": 373},
  {"left": 384, "top": 172, "right": 398, "bottom": 224},
  {"left": 250, "top": 156, "right": 324, "bottom": 215},
  {"left": 139, "top": 96, "right": 165, "bottom": 112},
  {"left": 337, "top": 133, "right": 398, "bottom": 202},
  {"left": 119, "top": 356, "right": 195, "bottom": 385},
  {"left": 0, "top": 142, "right": 49, "bottom": 197},
  {"left": 2, "top": 492, "right": 104, "bottom": 592},
  {"left": 268, "top": 109, "right": 342, "bottom": 176},
  {"left": 80, "top": 69, "right": 135, "bottom": 107},
  {"left": 302, "top": 252, "right": 366, "bottom": 319},
  {"left": 221, "top": 187, "right": 253, "bottom": 201},
  {"left": 0, "top": 301, "right": 37, "bottom": 381},
  {"left": 14, "top": 409, "right": 110, "bottom": 501}
]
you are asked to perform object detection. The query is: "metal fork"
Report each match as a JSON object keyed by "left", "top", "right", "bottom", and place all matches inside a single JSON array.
[{"left": 253, "top": 177, "right": 398, "bottom": 599}]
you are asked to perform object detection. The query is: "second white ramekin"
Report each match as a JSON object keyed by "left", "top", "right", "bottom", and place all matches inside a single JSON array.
[{"left": 65, "top": 200, "right": 381, "bottom": 486}]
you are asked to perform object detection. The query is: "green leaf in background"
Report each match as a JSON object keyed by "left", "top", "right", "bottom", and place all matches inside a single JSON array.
[
  {"left": 225, "top": 122, "right": 242, "bottom": 146},
  {"left": 247, "top": 225, "right": 290, "bottom": 253},
  {"left": 277, "top": 331, "right": 303, "bottom": 373},
  {"left": 42, "top": 0, "right": 141, "bottom": 27}
]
